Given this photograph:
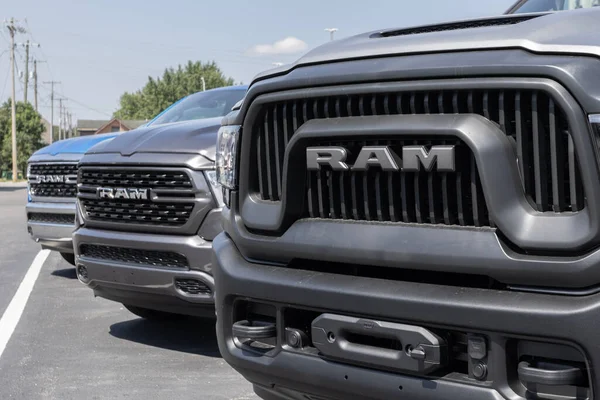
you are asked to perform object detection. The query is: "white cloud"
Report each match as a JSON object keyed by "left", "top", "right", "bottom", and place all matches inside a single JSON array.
[{"left": 248, "top": 37, "right": 308, "bottom": 56}]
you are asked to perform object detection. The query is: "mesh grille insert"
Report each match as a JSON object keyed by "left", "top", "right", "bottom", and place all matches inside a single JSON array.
[
  {"left": 79, "top": 244, "right": 189, "bottom": 269},
  {"left": 27, "top": 213, "right": 74, "bottom": 225}
]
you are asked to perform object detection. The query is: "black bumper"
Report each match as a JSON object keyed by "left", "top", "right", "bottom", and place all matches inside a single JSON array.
[{"left": 213, "top": 233, "right": 598, "bottom": 400}]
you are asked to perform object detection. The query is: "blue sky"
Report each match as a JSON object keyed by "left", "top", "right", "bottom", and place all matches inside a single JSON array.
[{"left": 1, "top": 0, "right": 514, "bottom": 122}]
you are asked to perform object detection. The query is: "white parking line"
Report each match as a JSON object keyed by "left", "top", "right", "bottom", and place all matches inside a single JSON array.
[{"left": 0, "top": 249, "right": 50, "bottom": 359}]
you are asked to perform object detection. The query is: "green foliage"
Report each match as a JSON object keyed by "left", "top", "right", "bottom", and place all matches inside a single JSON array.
[
  {"left": 0, "top": 100, "right": 45, "bottom": 174},
  {"left": 114, "top": 61, "right": 236, "bottom": 120}
]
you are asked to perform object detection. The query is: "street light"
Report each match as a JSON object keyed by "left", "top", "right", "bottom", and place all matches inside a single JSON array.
[{"left": 325, "top": 28, "right": 338, "bottom": 41}]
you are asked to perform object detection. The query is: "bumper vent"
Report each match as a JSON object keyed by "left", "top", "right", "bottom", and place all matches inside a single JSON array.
[
  {"left": 251, "top": 88, "right": 583, "bottom": 228},
  {"left": 27, "top": 213, "right": 74, "bottom": 225},
  {"left": 28, "top": 163, "right": 78, "bottom": 198},
  {"left": 79, "top": 244, "right": 189, "bottom": 269},
  {"left": 78, "top": 167, "right": 195, "bottom": 227},
  {"left": 174, "top": 278, "right": 212, "bottom": 296}
]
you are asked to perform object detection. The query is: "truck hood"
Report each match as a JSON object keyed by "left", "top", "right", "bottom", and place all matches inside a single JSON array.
[
  {"left": 32, "top": 132, "right": 120, "bottom": 157},
  {"left": 85, "top": 117, "right": 222, "bottom": 162},
  {"left": 253, "top": 8, "right": 600, "bottom": 84}
]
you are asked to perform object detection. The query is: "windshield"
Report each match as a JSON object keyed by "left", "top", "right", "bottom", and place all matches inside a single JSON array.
[
  {"left": 510, "top": 0, "right": 599, "bottom": 13},
  {"left": 148, "top": 88, "right": 245, "bottom": 126}
]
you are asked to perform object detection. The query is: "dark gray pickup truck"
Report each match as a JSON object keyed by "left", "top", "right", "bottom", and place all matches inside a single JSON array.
[
  {"left": 213, "top": 3, "right": 600, "bottom": 400},
  {"left": 74, "top": 86, "right": 245, "bottom": 320}
]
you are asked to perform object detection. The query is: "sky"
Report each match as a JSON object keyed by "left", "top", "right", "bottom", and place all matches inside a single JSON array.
[{"left": 1, "top": 0, "right": 514, "bottom": 124}]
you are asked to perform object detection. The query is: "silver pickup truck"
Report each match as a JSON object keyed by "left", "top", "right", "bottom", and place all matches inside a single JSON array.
[{"left": 26, "top": 133, "right": 120, "bottom": 264}]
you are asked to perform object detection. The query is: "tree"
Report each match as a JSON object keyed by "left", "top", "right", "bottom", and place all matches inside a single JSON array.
[
  {"left": 0, "top": 100, "right": 45, "bottom": 175},
  {"left": 114, "top": 61, "right": 236, "bottom": 120}
]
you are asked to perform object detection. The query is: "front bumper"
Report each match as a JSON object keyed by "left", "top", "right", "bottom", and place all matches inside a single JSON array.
[
  {"left": 26, "top": 202, "right": 75, "bottom": 253},
  {"left": 73, "top": 227, "right": 215, "bottom": 318},
  {"left": 213, "top": 233, "right": 598, "bottom": 400}
]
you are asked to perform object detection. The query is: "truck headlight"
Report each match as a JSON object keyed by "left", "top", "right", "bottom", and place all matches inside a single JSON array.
[
  {"left": 591, "top": 115, "right": 600, "bottom": 135},
  {"left": 204, "top": 170, "right": 224, "bottom": 207},
  {"left": 26, "top": 163, "right": 32, "bottom": 202},
  {"left": 216, "top": 125, "right": 241, "bottom": 190}
]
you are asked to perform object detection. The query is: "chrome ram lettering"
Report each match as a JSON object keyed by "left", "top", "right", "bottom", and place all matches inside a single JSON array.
[
  {"left": 306, "top": 145, "right": 456, "bottom": 172},
  {"left": 96, "top": 187, "right": 149, "bottom": 200}
]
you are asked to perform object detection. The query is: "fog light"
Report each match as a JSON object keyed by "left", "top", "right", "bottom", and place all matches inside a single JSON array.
[{"left": 77, "top": 265, "right": 89, "bottom": 283}]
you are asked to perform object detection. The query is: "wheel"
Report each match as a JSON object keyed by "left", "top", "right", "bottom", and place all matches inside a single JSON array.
[
  {"left": 60, "top": 252, "right": 76, "bottom": 266},
  {"left": 123, "top": 304, "right": 182, "bottom": 320}
]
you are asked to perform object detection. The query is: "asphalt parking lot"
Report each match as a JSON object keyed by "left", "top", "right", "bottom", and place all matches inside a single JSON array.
[{"left": 0, "top": 186, "right": 258, "bottom": 400}]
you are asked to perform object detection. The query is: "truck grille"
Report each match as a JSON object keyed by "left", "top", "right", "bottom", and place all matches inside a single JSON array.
[
  {"left": 79, "top": 169, "right": 192, "bottom": 190},
  {"left": 79, "top": 244, "right": 189, "bottom": 269},
  {"left": 79, "top": 199, "right": 193, "bottom": 226},
  {"left": 78, "top": 167, "right": 195, "bottom": 227},
  {"left": 27, "top": 213, "right": 74, "bottom": 225},
  {"left": 28, "top": 163, "right": 78, "bottom": 198},
  {"left": 251, "top": 89, "right": 584, "bottom": 227}
]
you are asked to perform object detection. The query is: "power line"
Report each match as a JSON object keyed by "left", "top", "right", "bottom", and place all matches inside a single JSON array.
[{"left": 53, "top": 90, "right": 112, "bottom": 117}]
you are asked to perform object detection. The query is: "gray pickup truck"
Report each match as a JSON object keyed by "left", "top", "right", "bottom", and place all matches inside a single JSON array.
[
  {"left": 213, "top": 3, "right": 600, "bottom": 400},
  {"left": 74, "top": 86, "right": 246, "bottom": 320}
]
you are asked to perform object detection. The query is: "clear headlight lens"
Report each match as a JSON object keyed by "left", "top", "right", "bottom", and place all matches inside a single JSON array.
[
  {"left": 204, "top": 170, "right": 224, "bottom": 207},
  {"left": 216, "top": 125, "right": 241, "bottom": 190},
  {"left": 26, "top": 164, "right": 32, "bottom": 202},
  {"left": 591, "top": 115, "right": 600, "bottom": 133}
]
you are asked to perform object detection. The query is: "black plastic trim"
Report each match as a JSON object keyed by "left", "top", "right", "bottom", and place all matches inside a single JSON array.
[{"left": 212, "top": 234, "right": 596, "bottom": 400}]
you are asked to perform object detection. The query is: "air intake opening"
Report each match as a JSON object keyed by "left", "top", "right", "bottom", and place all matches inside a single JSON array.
[{"left": 286, "top": 259, "right": 506, "bottom": 290}]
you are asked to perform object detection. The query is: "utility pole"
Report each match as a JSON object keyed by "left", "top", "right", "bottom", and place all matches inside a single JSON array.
[
  {"left": 6, "top": 18, "right": 26, "bottom": 181},
  {"left": 67, "top": 112, "right": 72, "bottom": 138},
  {"left": 43, "top": 80, "right": 60, "bottom": 143},
  {"left": 325, "top": 28, "right": 338, "bottom": 41},
  {"left": 58, "top": 98, "right": 63, "bottom": 141},
  {"left": 20, "top": 41, "right": 40, "bottom": 104},
  {"left": 23, "top": 41, "right": 29, "bottom": 103},
  {"left": 33, "top": 59, "right": 38, "bottom": 111}
]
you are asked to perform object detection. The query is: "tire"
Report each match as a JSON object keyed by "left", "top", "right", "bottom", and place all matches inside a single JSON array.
[
  {"left": 60, "top": 252, "right": 76, "bottom": 266},
  {"left": 123, "top": 304, "right": 182, "bottom": 320}
]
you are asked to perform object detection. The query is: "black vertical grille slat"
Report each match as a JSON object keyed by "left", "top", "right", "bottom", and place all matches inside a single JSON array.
[
  {"left": 316, "top": 170, "right": 328, "bottom": 218},
  {"left": 470, "top": 155, "right": 481, "bottom": 227},
  {"left": 350, "top": 172, "right": 360, "bottom": 220},
  {"left": 548, "top": 99, "right": 565, "bottom": 212},
  {"left": 427, "top": 172, "right": 437, "bottom": 224},
  {"left": 363, "top": 172, "right": 372, "bottom": 221},
  {"left": 456, "top": 171, "right": 466, "bottom": 226},
  {"left": 273, "top": 105, "right": 282, "bottom": 200},
  {"left": 256, "top": 132, "right": 268, "bottom": 199},
  {"left": 499, "top": 91, "right": 507, "bottom": 134},
  {"left": 531, "top": 93, "right": 549, "bottom": 211},
  {"left": 251, "top": 87, "right": 583, "bottom": 229},
  {"left": 328, "top": 170, "right": 338, "bottom": 219},
  {"left": 263, "top": 109, "right": 275, "bottom": 200},
  {"left": 568, "top": 135, "right": 579, "bottom": 212},
  {"left": 307, "top": 172, "right": 318, "bottom": 218},
  {"left": 282, "top": 103, "right": 290, "bottom": 147},
  {"left": 339, "top": 171, "right": 348, "bottom": 219}
]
